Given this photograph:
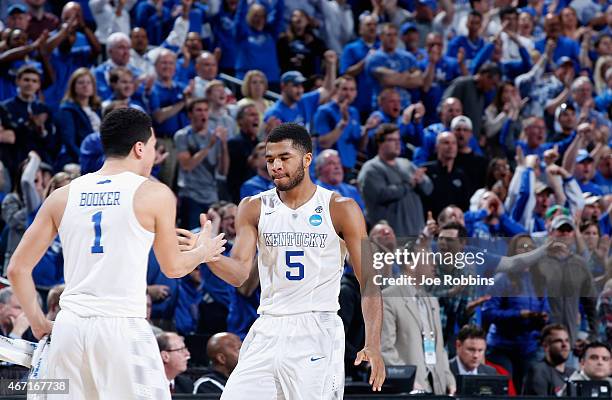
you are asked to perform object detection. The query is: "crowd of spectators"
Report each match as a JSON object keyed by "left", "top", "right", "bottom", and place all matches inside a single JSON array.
[{"left": 1, "top": 0, "right": 612, "bottom": 395}]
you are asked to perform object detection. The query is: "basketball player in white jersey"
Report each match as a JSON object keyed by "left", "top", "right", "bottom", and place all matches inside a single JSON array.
[
  {"left": 7, "top": 108, "right": 226, "bottom": 399},
  {"left": 205, "top": 123, "right": 385, "bottom": 398}
]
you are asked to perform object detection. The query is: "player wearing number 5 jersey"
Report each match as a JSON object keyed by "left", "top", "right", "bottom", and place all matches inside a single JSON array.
[
  {"left": 206, "top": 123, "right": 385, "bottom": 399},
  {"left": 7, "top": 108, "right": 226, "bottom": 399}
]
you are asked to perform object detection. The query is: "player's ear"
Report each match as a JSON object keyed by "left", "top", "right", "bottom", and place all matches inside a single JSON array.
[
  {"left": 133, "top": 141, "right": 145, "bottom": 159},
  {"left": 303, "top": 152, "right": 312, "bottom": 168}
]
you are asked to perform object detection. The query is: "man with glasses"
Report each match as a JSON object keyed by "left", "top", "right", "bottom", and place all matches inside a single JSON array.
[{"left": 157, "top": 332, "right": 193, "bottom": 394}]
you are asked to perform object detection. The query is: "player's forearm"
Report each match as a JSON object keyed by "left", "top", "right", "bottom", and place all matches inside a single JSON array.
[
  {"left": 7, "top": 266, "right": 47, "bottom": 331},
  {"left": 208, "top": 256, "right": 250, "bottom": 287},
  {"left": 361, "top": 293, "right": 383, "bottom": 348}
]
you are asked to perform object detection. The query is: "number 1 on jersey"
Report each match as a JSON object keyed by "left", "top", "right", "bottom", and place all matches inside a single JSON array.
[
  {"left": 285, "top": 250, "right": 304, "bottom": 280},
  {"left": 91, "top": 211, "right": 104, "bottom": 254}
]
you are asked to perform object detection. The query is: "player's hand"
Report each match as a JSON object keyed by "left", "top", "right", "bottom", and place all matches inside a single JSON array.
[
  {"left": 31, "top": 318, "right": 53, "bottom": 341},
  {"left": 355, "top": 346, "right": 385, "bottom": 391},
  {"left": 197, "top": 215, "right": 226, "bottom": 263},
  {"left": 176, "top": 228, "right": 197, "bottom": 251}
]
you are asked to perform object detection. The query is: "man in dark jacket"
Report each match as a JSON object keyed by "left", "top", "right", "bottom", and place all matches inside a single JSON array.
[{"left": 194, "top": 332, "right": 241, "bottom": 393}]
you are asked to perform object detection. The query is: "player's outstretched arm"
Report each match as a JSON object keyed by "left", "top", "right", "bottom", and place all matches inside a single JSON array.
[
  {"left": 331, "top": 195, "right": 386, "bottom": 392},
  {"left": 140, "top": 181, "right": 226, "bottom": 278},
  {"left": 206, "top": 196, "right": 259, "bottom": 287},
  {"left": 7, "top": 186, "right": 68, "bottom": 339}
]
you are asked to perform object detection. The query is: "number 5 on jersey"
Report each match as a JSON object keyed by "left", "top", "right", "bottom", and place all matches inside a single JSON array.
[
  {"left": 285, "top": 250, "right": 304, "bottom": 281},
  {"left": 91, "top": 211, "right": 104, "bottom": 254}
]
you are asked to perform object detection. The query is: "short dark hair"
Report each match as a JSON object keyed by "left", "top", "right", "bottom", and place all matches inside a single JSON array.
[
  {"left": 16, "top": 65, "right": 41, "bottom": 80},
  {"left": 266, "top": 123, "right": 312, "bottom": 154},
  {"left": 500, "top": 6, "right": 518, "bottom": 19},
  {"left": 478, "top": 62, "right": 502, "bottom": 77},
  {"left": 580, "top": 341, "right": 612, "bottom": 361},
  {"left": 100, "top": 108, "right": 153, "bottom": 158},
  {"left": 440, "top": 221, "right": 468, "bottom": 238},
  {"left": 468, "top": 10, "right": 483, "bottom": 19},
  {"left": 186, "top": 97, "right": 209, "bottom": 114},
  {"left": 457, "top": 324, "right": 487, "bottom": 342},
  {"left": 540, "top": 323, "right": 568, "bottom": 344},
  {"left": 375, "top": 123, "right": 399, "bottom": 143}
]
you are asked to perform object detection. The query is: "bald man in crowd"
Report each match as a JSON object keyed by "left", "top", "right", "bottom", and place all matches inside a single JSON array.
[{"left": 193, "top": 332, "right": 242, "bottom": 394}]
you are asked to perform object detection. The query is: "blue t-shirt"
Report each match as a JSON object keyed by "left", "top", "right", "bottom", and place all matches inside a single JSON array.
[
  {"left": 240, "top": 174, "right": 275, "bottom": 199},
  {"left": 446, "top": 35, "right": 485, "bottom": 64},
  {"left": 593, "top": 171, "right": 612, "bottom": 195},
  {"left": 315, "top": 179, "right": 365, "bottom": 210},
  {"left": 579, "top": 180, "right": 604, "bottom": 196},
  {"left": 365, "top": 48, "right": 418, "bottom": 108},
  {"left": 211, "top": 8, "right": 238, "bottom": 70},
  {"left": 418, "top": 55, "right": 461, "bottom": 125},
  {"left": 148, "top": 81, "right": 189, "bottom": 137},
  {"left": 534, "top": 36, "right": 580, "bottom": 72},
  {"left": 264, "top": 90, "right": 320, "bottom": 130},
  {"left": 43, "top": 39, "right": 92, "bottom": 112},
  {"left": 227, "top": 286, "right": 260, "bottom": 340},
  {"left": 146, "top": 251, "right": 180, "bottom": 320},
  {"left": 340, "top": 38, "right": 380, "bottom": 114},
  {"left": 313, "top": 101, "right": 362, "bottom": 169}
]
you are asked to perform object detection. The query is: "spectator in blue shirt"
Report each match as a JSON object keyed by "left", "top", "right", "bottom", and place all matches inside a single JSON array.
[
  {"left": 134, "top": 0, "right": 174, "bottom": 46},
  {"left": 43, "top": 2, "right": 101, "bottom": 112},
  {"left": 447, "top": 11, "right": 486, "bottom": 65},
  {"left": 314, "top": 149, "right": 364, "bottom": 210},
  {"left": 420, "top": 32, "right": 465, "bottom": 126},
  {"left": 593, "top": 148, "right": 612, "bottom": 195},
  {"left": 234, "top": 0, "right": 284, "bottom": 87},
  {"left": 365, "top": 88, "right": 426, "bottom": 159},
  {"left": 340, "top": 14, "right": 379, "bottom": 119},
  {"left": 314, "top": 75, "right": 365, "bottom": 174},
  {"left": 92, "top": 32, "right": 143, "bottom": 100},
  {"left": 573, "top": 149, "right": 604, "bottom": 196},
  {"left": 240, "top": 142, "right": 274, "bottom": 199},
  {"left": 414, "top": 97, "right": 464, "bottom": 165},
  {"left": 264, "top": 51, "right": 337, "bottom": 131},
  {"left": 365, "top": 23, "right": 423, "bottom": 109},
  {"left": 55, "top": 67, "right": 102, "bottom": 169},
  {"left": 1, "top": 66, "right": 56, "bottom": 175},
  {"left": 470, "top": 29, "right": 531, "bottom": 81},
  {"left": 399, "top": 22, "right": 427, "bottom": 63},
  {"left": 535, "top": 14, "right": 581, "bottom": 72},
  {"left": 210, "top": 0, "right": 239, "bottom": 75},
  {"left": 506, "top": 116, "right": 576, "bottom": 159},
  {"left": 570, "top": 77, "right": 611, "bottom": 132},
  {"left": 149, "top": 49, "right": 190, "bottom": 186}
]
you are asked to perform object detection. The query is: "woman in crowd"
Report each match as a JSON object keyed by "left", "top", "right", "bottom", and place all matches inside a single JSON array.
[
  {"left": 234, "top": 0, "right": 284, "bottom": 90},
  {"left": 55, "top": 68, "right": 101, "bottom": 169},
  {"left": 482, "top": 233, "right": 550, "bottom": 393},
  {"left": 237, "top": 70, "right": 273, "bottom": 136},
  {"left": 277, "top": 9, "right": 327, "bottom": 77},
  {"left": 484, "top": 81, "right": 523, "bottom": 156}
]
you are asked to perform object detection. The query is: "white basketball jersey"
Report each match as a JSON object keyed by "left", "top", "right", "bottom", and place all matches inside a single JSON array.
[
  {"left": 58, "top": 172, "right": 154, "bottom": 318},
  {"left": 256, "top": 186, "right": 347, "bottom": 315}
]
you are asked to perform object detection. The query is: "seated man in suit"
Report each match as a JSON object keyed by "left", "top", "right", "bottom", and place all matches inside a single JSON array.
[
  {"left": 156, "top": 332, "right": 194, "bottom": 394},
  {"left": 450, "top": 324, "right": 498, "bottom": 379}
]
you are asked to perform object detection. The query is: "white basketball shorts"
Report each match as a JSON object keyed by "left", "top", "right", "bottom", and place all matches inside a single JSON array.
[
  {"left": 221, "top": 312, "right": 345, "bottom": 400},
  {"left": 46, "top": 309, "right": 170, "bottom": 400}
]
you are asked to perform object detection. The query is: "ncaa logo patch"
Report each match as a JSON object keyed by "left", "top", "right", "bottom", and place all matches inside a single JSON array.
[
  {"left": 315, "top": 206, "right": 323, "bottom": 213},
  {"left": 309, "top": 214, "right": 322, "bottom": 226}
]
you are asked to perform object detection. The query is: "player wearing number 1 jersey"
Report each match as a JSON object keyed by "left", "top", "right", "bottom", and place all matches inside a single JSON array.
[
  {"left": 7, "top": 108, "right": 226, "bottom": 399},
  {"left": 207, "top": 123, "right": 385, "bottom": 399}
]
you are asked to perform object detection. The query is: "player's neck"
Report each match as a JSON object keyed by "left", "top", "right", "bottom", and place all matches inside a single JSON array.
[
  {"left": 97, "top": 158, "right": 146, "bottom": 177},
  {"left": 277, "top": 179, "right": 317, "bottom": 210}
]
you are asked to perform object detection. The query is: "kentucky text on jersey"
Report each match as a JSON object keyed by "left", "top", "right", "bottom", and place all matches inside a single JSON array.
[
  {"left": 79, "top": 191, "right": 121, "bottom": 207},
  {"left": 263, "top": 232, "right": 328, "bottom": 248}
]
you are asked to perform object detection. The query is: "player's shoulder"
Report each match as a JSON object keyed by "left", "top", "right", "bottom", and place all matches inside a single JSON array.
[
  {"left": 237, "top": 195, "right": 263, "bottom": 225},
  {"left": 135, "top": 179, "right": 175, "bottom": 205},
  {"left": 329, "top": 192, "right": 362, "bottom": 216}
]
